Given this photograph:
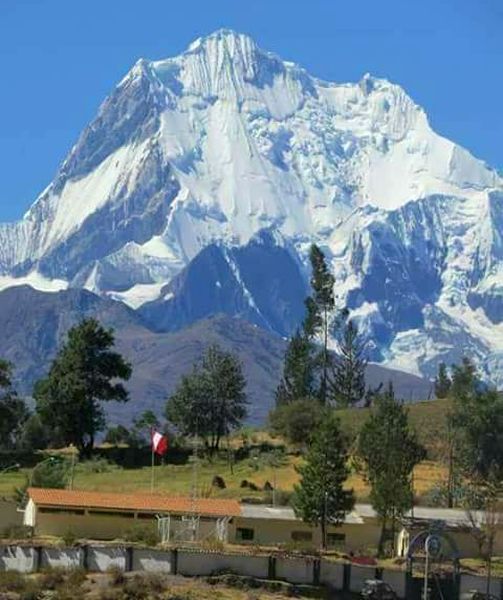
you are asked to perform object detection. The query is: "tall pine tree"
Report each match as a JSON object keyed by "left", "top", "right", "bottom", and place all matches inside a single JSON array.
[
  {"left": 293, "top": 412, "right": 354, "bottom": 549},
  {"left": 357, "top": 384, "right": 425, "bottom": 556},
  {"left": 35, "top": 319, "right": 132, "bottom": 455},
  {"left": 434, "top": 362, "right": 452, "bottom": 398},
  {"left": 304, "top": 244, "right": 335, "bottom": 405},
  {"left": 330, "top": 318, "right": 367, "bottom": 408},
  {"left": 275, "top": 330, "right": 316, "bottom": 406}
]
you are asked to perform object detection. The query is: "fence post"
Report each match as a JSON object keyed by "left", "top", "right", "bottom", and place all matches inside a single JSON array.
[
  {"left": 81, "top": 545, "right": 89, "bottom": 571},
  {"left": 171, "top": 548, "right": 178, "bottom": 575},
  {"left": 343, "top": 562, "right": 351, "bottom": 591},
  {"left": 125, "top": 546, "right": 133, "bottom": 572},
  {"left": 313, "top": 558, "right": 321, "bottom": 586},
  {"left": 34, "top": 546, "right": 42, "bottom": 572},
  {"left": 268, "top": 555, "right": 276, "bottom": 580}
]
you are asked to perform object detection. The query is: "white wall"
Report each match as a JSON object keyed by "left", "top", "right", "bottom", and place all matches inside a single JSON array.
[
  {"left": 132, "top": 549, "right": 172, "bottom": 573},
  {"left": 319, "top": 560, "right": 344, "bottom": 589},
  {"left": 349, "top": 565, "right": 376, "bottom": 593},
  {"left": 382, "top": 569, "right": 406, "bottom": 599},
  {"left": 177, "top": 551, "right": 269, "bottom": 578},
  {"left": 40, "top": 547, "right": 82, "bottom": 570},
  {"left": 460, "top": 574, "right": 501, "bottom": 597},
  {"left": 87, "top": 546, "right": 127, "bottom": 572},
  {"left": 276, "top": 556, "right": 314, "bottom": 584},
  {"left": 0, "top": 546, "right": 37, "bottom": 572}
]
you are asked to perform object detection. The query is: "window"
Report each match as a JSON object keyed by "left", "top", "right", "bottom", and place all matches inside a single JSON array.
[
  {"left": 236, "top": 527, "right": 254, "bottom": 541},
  {"left": 39, "top": 507, "right": 85, "bottom": 516},
  {"left": 327, "top": 532, "right": 346, "bottom": 546},
  {"left": 89, "top": 510, "right": 135, "bottom": 519},
  {"left": 291, "top": 531, "right": 312, "bottom": 542}
]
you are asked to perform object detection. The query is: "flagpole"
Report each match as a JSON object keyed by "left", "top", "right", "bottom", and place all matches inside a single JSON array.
[{"left": 151, "top": 429, "right": 155, "bottom": 493}]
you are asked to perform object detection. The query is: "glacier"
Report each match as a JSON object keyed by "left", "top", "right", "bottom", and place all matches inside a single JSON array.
[{"left": 0, "top": 29, "right": 501, "bottom": 386}]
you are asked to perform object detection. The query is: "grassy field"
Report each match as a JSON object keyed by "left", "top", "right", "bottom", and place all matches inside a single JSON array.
[{"left": 0, "top": 399, "right": 450, "bottom": 502}]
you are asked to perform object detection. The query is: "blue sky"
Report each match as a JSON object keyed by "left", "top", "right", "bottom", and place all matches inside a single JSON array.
[{"left": 0, "top": 0, "right": 501, "bottom": 221}]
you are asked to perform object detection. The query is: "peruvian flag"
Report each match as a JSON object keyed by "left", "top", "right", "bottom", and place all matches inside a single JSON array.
[{"left": 151, "top": 430, "right": 168, "bottom": 456}]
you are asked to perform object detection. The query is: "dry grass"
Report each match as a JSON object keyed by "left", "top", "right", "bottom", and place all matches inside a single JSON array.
[{"left": 0, "top": 400, "right": 450, "bottom": 502}]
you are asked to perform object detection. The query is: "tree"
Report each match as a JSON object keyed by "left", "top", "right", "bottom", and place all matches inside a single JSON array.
[
  {"left": 275, "top": 331, "right": 316, "bottom": 406},
  {"left": 304, "top": 245, "right": 336, "bottom": 405},
  {"left": 293, "top": 412, "right": 354, "bottom": 549},
  {"left": 465, "top": 472, "right": 502, "bottom": 598},
  {"left": 15, "top": 457, "right": 70, "bottom": 507},
  {"left": 0, "top": 359, "right": 29, "bottom": 450},
  {"left": 357, "top": 384, "right": 425, "bottom": 556},
  {"left": 434, "top": 362, "right": 451, "bottom": 398},
  {"left": 330, "top": 318, "right": 367, "bottom": 408},
  {"left": 166, "top": 345, "right": 247, "bottom": 453},
  {"left": 34, "top": 319, "right": 132, "bottom": 455},
  {"left": 269, "top": 399, "right": 324, "bottom": 446}
]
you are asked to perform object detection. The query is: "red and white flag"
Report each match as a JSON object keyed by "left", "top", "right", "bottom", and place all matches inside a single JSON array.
[{"left": 151, "top": 430, "right": 168, "bottom": 456}]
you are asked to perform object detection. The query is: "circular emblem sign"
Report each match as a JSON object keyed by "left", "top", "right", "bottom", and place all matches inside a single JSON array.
[{"left": 425, "top": 534, "right": 442, "bottom": 557}]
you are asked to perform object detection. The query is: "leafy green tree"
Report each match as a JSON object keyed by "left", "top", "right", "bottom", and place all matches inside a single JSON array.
[
  {"left": 15, "top": 457, "right": 70, "bottom": 506},
  {"left": 293, "top": 412, "right": 354, "bottom": 549},
  {"left": 357, "top": 384, "right": 425, "bottom": 556},
  {"left": 166, "top": 345, "right": 247, "bottom": 453},
  {"left": 330, "top": 318, "right": 367, "bottom": 408},
  {"left": 34, "top": 319, "right": 132, "bottom": 455},
  {"left": 19, "top": 414, "right": 53, "bottom": 451},
  {"left": 104, "top": 424, "right": 137, "bottom": 447},
  {"left": 0, "top": 360, "right": 29, "bottom": 450},
  {"left": 304, "top": 244, "right": 336, "bottom": 405},
  {"left": 434, "top": 362, "right": 451, "bottom": 398},
  {"left": 275, "top": 331, "right": 316, "bottom": 406},
  {"left": 269, "top": 399, "right": 324, "bottom": 446}
]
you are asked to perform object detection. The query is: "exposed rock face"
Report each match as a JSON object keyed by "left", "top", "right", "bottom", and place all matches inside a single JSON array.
[{"left": 0, "top": 30, "right": 501, "bottom": 385}]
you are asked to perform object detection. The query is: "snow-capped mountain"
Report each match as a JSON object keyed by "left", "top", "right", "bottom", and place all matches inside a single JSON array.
[{"left": 0, "top": 29, "right": 502, "bottom": 385}]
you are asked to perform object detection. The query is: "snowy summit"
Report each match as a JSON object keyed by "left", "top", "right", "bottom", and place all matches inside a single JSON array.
[{"left": 0, "top": 29, "right": 502, "bottom": 384}]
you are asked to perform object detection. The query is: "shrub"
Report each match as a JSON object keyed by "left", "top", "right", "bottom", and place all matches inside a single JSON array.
[
  {"left": 108, "top": 564, "right": 125, "bottom": 586},
  {"left": 39, "top": 567, "right": 67, "bottom": 590},
  {"left": 211, "top": 475, "right": 226, "bottom": 489},
  {"left": 0, "top": 570, "right": 26, "bottom": 592},
  {"left": 1, "top": 524, "right": 33, "bottom": 540},
  {"left": 62, "top": 528, "right": 77, "bottom": 546},
  {"left": 269, "top": 399, "right": 324, "bottom": 445},
  {"left": 202, "top": 536, "right": 225, "bottom": 552},
  {"left": 123, "top": 523, "right": 159, "bottom": 547}
]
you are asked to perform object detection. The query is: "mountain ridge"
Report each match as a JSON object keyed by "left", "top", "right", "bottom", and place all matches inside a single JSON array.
[{"left": 0, "top": 29, "right": 501, "bottom": 385}]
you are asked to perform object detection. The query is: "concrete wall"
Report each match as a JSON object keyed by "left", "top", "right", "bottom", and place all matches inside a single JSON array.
[
  {"left": 132, "top": 548, "right": 173, "bottom": 573},
  {"left": 178, "top": 550, "right": 269, "bottom": 578},
  {"left": 460, "top": 574, "right": 502, "bottom": 597},
  {"left": 319, "top": 560, "right": 344, "bottom": 590},
  {"left": 349, "top": 565, "right": 377, "bottom": 593},
  {"left": 0, "top": 500, "right": 22, "bottom": 533},
  {"left": 0, "top": 546, "right": 37, "bottom": 572},
  {"left": 87, "top": 546, "right": 127, "bottom": 572},
  {"left": 40, "top": 547, "right": 82, "bottom": 570},
  {"left": 382, "top": 569, "right": 407, "bottom": 598},
  {"left": 276, "top": 556, "right": 315, "bottom": 584},
  {"left": 2, "top": 543, "right": 503, "bottom": 599}
]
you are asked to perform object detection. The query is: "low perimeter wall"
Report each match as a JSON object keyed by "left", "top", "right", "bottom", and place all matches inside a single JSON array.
[{"left": 0, "top": 545, "right": 502, "bottom": 599}]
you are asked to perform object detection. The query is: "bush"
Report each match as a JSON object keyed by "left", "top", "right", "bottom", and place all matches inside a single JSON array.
[
  {"left": 202, "top": 536, "right": 225, "bottom": 552},
  {"left": 0, "top": 570, "right": 26, "bottom": 592},
  {"left": 62, "top": 528, "right": 77, "bottom": 546},
  {"left": 108, "top": 565, "right": 125, "bottom": 586},
  {"left": 269, "top": 399, "right": 325, "bottom": 445},
  {"left": 39, "top": 567, "right": 67, "bottom": 590},
  {"left": 123, "top": 523, "right": 159, "bottom": 547},
  {"left": 77, "top": 457, "right": 119, "bottom": 474},
  {"left": 1, "top": 524, "right": 33, "bottom": 540},
  {"left": 211, "top": 475, "right": 226, "bottom": 489}
]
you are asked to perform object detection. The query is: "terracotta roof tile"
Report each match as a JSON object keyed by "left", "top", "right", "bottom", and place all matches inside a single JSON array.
[{"left": 27, "top": 488, "right": 240, "bottom": 517}]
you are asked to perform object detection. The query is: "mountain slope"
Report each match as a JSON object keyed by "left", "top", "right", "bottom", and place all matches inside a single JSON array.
[
  {"left": 0, "top": 286, "right": 432, "bottom": 425},
  {"left": 0, "top": 30, "right": 501, "bottom": 384}
]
